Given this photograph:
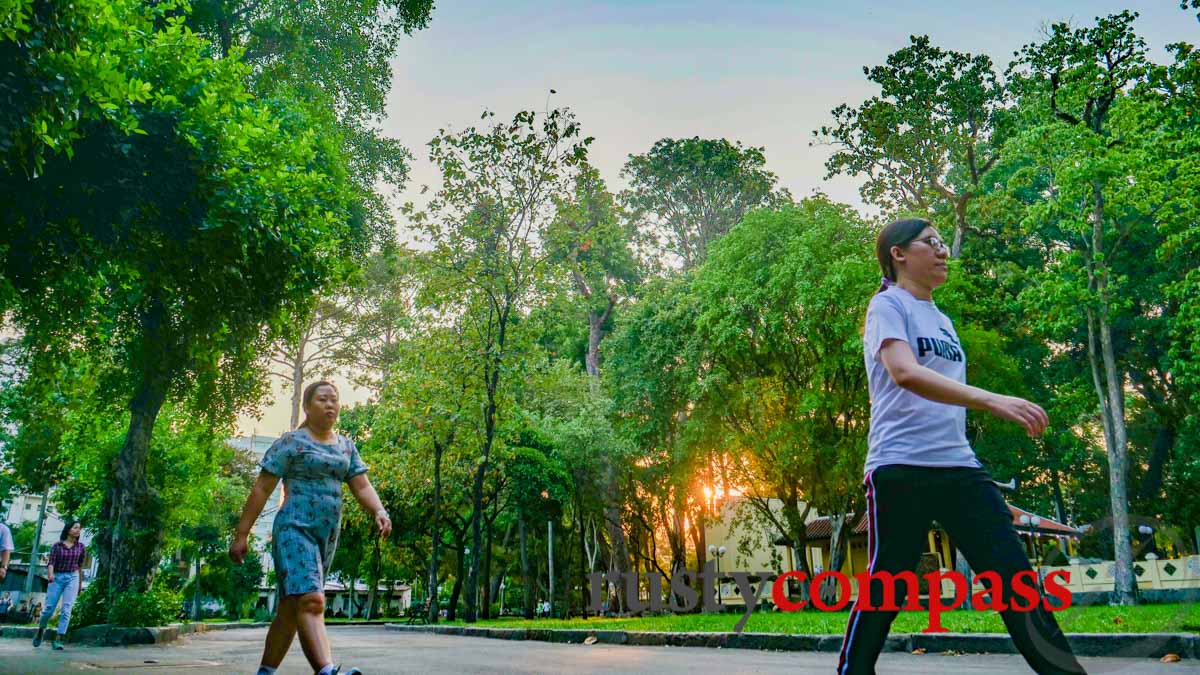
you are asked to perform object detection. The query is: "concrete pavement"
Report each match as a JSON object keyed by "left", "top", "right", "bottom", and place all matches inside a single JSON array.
[{"left": 1, "top": 625, "right": 1197, "bottom": 674}]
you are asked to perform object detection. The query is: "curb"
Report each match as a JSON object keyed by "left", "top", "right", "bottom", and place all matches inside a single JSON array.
[
  {"left": 384, "top": 624, "right": 1199, "bottom": 659},
  {"left": 0, "top": 621, "right": 268, "bottom": 646}
]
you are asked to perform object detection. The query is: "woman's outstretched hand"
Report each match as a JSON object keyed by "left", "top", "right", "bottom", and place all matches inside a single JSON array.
[
  {"left": 986, "top": 393, "right": 1049, "bottom": 437},
  {"left": 229, "top": 536, "right": 249, "bottom": 564}
]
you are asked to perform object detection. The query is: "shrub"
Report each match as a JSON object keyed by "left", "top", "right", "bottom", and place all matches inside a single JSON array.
[
  {"left": 108, "top": 587, "right": 184, "bottom": 627},
  {"left": 69, "top": 579, "right": 110, "bottom": 631}
]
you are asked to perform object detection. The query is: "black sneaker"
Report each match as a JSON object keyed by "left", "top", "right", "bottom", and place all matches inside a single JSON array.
[{"left": 31, "top": 631, "right": 43, "bottom": 648}]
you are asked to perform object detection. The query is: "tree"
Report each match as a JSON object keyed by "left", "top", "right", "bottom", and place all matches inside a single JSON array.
[
  {"left": 186, "top": 540, "right": 264, "bottom": 619},
  {"left": 365, "top": 319, "right": 480, "bottom": 623},
  {"left": 605, "top": 269, "right": 729, "bottom": 609},
  {"left": 543, "top": 165, "right": 641, "bottom": 611},
  {"left": 621, "top": 137, "right": 790, "bottom": 270},
  {"left": 1, "top": 0, "right": 374, "bottom": 594},
  {"left": 410, "top": 108, "right": 591, "bottom": 622},
  {"left": 691, "top": 198, "right": 876, "bottom": 603},
  {"left": 188, "top": 0, "right": 436, "bottom": 240},
  {"left": 1007, "top": 10, "right": 1152, "bottom": 604},
  {"left": 815, "top": 35, "right": 1007, "bottom": 258},
  {"left": 267, "top": 298, "right": 356, "bottom": 431},
  {"left": 336, "top": 248, "right": 422, "bottom": 389}
]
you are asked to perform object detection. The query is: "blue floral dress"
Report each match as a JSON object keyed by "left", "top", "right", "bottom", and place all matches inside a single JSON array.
[{"left": 261, "top": 428, "right": 369, "bottom": 599}]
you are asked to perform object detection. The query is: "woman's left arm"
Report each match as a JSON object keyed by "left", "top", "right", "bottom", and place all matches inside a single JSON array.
[{"left": 347, "top": 474, "right": 392, "bottom": 538}]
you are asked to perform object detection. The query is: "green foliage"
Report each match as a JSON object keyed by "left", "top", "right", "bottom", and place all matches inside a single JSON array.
[
  {"left": 185, "top": 543, "right": 264, "bottom": 620},
  {"left": 815, "top": 35, "right": 1007, "bottom": 256},
  {"left": 68, "top": 575, "right": 110, "bottom": 631},
  {"left": 621, "top": 137, "right": 791, "bottom": 270},
  {"left": 692, "top": 198, "right": 877, "bottom": 514},
  {"left": 0, "top": 0, "right": 383, "bottom": 593},
  {"left": 108, "top": 587, "right": 184, "bottom": 627}
]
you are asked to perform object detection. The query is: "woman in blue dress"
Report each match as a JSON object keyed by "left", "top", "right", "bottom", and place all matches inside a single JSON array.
[{"left": 231, "top": 381, "right": 392, "bottom": 675}]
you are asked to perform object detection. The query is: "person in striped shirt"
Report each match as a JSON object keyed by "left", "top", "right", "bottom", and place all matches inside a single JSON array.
[{"left": 33, "top": 520, "right": 86, "bottom": 650}]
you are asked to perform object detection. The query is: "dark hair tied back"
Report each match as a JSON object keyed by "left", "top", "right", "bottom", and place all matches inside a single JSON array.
[
  {"left": 875, "top": 218, "right": 931, "bottom": 293},
  {"left": 298, "top": 380, "right": 338, "bottom": 429}
]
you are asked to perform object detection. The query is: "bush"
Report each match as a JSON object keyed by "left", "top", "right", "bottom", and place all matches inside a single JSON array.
[
  {"left": 108, "top": 588, "right": 184, "bottom": 627},
  {"left": 69, "top": 579, "right": 111, "bottom": 631},
  {"left": 253, "top": 607, "right": 272, "bottom": 623}
]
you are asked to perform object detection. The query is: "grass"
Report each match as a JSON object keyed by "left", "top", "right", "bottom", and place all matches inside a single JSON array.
[{"left": 440, "top": 603, "right": 1200, "bottom": 635}]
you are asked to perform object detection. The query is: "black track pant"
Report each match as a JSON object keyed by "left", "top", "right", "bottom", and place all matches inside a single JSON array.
[{"left": 835, "top": 465, "right": 1086, "bottom": 675}]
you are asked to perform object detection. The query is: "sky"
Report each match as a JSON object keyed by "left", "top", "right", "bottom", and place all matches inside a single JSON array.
[{"left": 235, "top": 0, "right": 1197, "bottom": 437}]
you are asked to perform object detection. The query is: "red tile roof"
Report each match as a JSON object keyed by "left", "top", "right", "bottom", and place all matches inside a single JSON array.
[{"left": 1008, "top": 504, "right": 1080, "bottom": 536}]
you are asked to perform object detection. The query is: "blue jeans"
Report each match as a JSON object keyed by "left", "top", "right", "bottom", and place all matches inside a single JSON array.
[{"left": 40, "top": 571, "right": 80, "bottom": 635}]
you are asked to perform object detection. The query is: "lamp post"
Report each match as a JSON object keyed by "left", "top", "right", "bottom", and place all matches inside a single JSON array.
[
  {"left": 708, "top": 545, "right": 727, "bottom": 605},
  {"left": 1138, "top": 525, "right": 1157, "bottom": 560}
]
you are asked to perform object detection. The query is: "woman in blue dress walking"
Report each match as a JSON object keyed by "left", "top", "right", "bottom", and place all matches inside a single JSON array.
[{"left": 231, "top": 381, "right": 392, "bottom": 675}]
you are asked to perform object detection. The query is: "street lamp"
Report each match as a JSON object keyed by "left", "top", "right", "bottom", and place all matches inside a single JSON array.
[
  {"left": 708, "top": 545, "right": 727, "bottom": 605},
  {"left": 1137, "top": 525, "right": 1158, "bottom": 560}
]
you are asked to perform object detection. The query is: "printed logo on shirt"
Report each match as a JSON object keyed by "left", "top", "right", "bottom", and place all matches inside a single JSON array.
[
  {"left": 916, "top": 335, "right": 963, "bottom": 362},
  {"left": 938, "top": 327, "right": 960, "bottom": 347}
]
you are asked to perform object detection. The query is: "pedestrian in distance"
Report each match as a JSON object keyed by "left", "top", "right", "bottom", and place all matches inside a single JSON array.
[
  {"left": 32, "top": 521, "right": 86, "bottom": 650},
  {"left": 837, "top": 218, "right": 1087, "bottom": 675},
  {"left": 231, "top": 380, "right": 391, "bottom": 675},
  {"left": 0, "top": 519, "right": 13, "bottom": 584}
]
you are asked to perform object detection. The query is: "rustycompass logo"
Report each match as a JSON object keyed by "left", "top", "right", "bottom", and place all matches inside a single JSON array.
[{"left": 589, "top": 562, "right": 1072, "bottom": 633}]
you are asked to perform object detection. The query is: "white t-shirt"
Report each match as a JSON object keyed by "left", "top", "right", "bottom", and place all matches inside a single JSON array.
[
  {"left": 0, "top": 522, "right": 13, "bottom": 553},
  {"left": 862, "top": 285, "right": 980, "bottom": 475}
]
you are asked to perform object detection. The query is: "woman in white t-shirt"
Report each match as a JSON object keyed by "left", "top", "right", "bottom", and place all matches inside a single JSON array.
[{"left": 836, "top": 218, "right": 1085, "bottom": 675}]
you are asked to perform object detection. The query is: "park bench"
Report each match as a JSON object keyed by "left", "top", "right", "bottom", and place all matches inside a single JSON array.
[{"left": 406, "top": 601, "right": 427, "bottom": 625}]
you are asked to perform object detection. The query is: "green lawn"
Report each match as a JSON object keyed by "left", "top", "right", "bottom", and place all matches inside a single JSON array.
[{"left": 442, "top": 604, "right": 1200, "bottom": 635}]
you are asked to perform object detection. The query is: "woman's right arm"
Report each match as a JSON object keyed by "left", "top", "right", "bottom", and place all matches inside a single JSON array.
[
  {"left": 878, "top": 339, "right": 1049, "bottom": 437},
  {"left": 229, "top": 471, "right": 280, "bottom": 563}
]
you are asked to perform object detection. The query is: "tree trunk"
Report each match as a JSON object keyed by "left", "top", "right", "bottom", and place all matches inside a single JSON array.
[
  {"left": 106, "top": 320, "right": 171, "bottom": 594},
  {"left": 584, "top": 300, "right": 632, "bottom": 614},
  {"left": 466, "top": 322, "right": 505, "bottom": 622},
  {"left": 289, "top": 343, "right": 305, "bottom": 431},
  {"left": 426, "top": 443, "right": 444, "bottom": 624},
  {"left": 1137, "top": 425, "right": 1175, "bottom": 501},
  {"left": 481, "top": 516, "right": 494, "bottom": 618},
  {"left": 577, "top": 496, "right": 588, "bottom": 618},
  {"left": 689, "top": 480, "right": 708, "bottom": 593},
  {"left": 365, "top": 541, "right": 381, "bottom": 619},
  {"left": 950, "top": 200, "right": 967, "bottom": 259},
  {"left": 822, "top": 513, "right": 850, "bottom": 605},
  {"left": 520, "top": 516, "right": 534, "bottom": 619},
  {"left": 1051, "top": 469, "right": 1067, "bottom": 526},
  {"left": 446, "top": 547, "right": 465, "bottom": 621},
  {"left": 585, "top": 310, "right": 605, "bottom": 379},
  {"left": 1089, "top": 180, "right": 1135, "bottom": 605},
  {"left": 780, "top": 497, "right": 813, "bottom": 607},
  {"left": 488, "top": 523, "right": 513, "bottom": 614}
]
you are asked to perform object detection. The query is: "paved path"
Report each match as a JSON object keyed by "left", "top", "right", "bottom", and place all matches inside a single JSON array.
[{"left": 0, "top": 626, "right": 1196, "bottom": 674}]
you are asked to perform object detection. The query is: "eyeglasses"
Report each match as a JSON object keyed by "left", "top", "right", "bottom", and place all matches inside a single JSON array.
[{"left": 912, "top": 235, "right": 948, "bottom": 252}]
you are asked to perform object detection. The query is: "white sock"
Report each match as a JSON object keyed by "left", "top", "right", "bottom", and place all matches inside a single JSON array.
[
  {"left": 317, "top": 665, "right": 336, "bottom": 675},
  {"left": 255, "top": 667, "right": 277, "bottom": 675}
]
